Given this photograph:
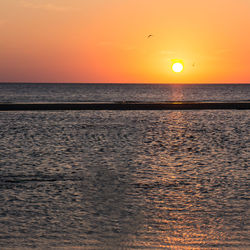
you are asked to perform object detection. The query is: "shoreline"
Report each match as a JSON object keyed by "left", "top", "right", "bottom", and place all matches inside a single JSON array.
[{"left": 0, "top": 102, "right": 249, "bottom": 110}]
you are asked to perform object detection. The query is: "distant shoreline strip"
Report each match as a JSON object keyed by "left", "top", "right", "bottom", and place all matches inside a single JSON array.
[{"left": 0, "top": 102, "right": 250, "bottom": 110}]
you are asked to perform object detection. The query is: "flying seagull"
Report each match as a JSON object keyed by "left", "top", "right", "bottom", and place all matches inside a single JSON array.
[{"left": 147, "top": 34, "right": 153, "bottom": 39}]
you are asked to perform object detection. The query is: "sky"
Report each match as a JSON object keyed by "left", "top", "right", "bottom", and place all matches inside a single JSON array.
[{"left": 0, "top": 0, "right": 249, "bottom": 83}]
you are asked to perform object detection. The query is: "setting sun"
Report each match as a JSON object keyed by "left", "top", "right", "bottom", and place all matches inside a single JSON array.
[{"left": 172, "top": 62, "right": 184, "bottom": 73}]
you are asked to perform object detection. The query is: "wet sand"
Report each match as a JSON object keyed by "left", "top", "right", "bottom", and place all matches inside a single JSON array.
[{"left": 0, "top": 101, "right": 249, "bottom": 110}]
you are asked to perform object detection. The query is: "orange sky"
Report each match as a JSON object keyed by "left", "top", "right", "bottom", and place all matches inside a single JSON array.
[{"left": 0, "top": 0, "right": 249, "bottom": 83}]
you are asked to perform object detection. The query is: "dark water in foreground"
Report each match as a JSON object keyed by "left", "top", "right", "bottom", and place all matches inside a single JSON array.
[
  {"left": 0, "top": 110, "right": 249, "bottom": 249},
  {"left": 0, "top": 84, "right": 249, "bottom": 249}
]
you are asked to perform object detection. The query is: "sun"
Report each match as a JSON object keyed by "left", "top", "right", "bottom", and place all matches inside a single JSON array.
[{"left": 172, "top": 62, "right": 184, "bottom": 73}]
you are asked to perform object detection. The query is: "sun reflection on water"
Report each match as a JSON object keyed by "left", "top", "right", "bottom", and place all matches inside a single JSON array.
[
  {"left": 0, "top": 110, "right": 249, "bottom": 249},
  {"left": 133, "top": 110, "right": 248, "bottom": 249}
]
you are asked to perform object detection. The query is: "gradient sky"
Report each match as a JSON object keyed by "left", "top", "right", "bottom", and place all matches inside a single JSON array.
[{"left": 0, "top": 0, "right": 249, "bottom": 83}]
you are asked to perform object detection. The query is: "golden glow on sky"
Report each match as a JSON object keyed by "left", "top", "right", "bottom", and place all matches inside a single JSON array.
[{"left": 0, "top": 0, "right": 249, "bottom": 83}]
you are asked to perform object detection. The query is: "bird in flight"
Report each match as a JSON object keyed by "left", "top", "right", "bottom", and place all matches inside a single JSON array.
[{"left": 147, "top": 34, "right": 153, "bottom": 39}]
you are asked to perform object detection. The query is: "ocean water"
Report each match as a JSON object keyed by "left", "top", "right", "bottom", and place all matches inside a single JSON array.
[
  {"left": 0, "top": 83, "right": 249, "bottom": 103},
  {"left": 0, "top": 83, "right": 249, "bottom": 249}
]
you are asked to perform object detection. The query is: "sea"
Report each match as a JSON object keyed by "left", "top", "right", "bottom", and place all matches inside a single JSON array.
[{"left": 0, "top": 83, "right": 249, "bottom": 249}]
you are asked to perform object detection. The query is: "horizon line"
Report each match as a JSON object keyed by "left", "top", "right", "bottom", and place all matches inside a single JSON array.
[{"left": 0, "top": 82, "right": 249, "bottom": 85}]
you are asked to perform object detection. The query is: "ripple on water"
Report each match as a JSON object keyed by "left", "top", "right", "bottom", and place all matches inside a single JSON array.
[{"left": 0, "top": 110, "right": 249, "bottom": 249}]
